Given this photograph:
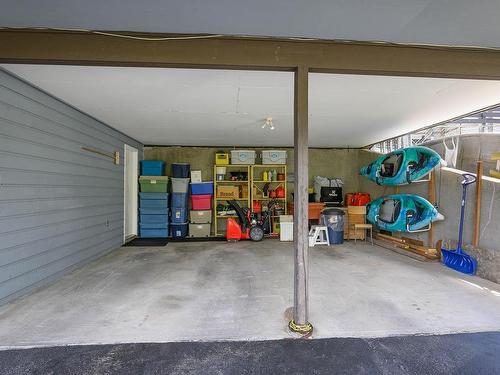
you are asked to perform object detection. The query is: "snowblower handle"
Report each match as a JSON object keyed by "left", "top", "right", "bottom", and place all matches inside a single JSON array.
[{"left": 461, "top": 173, "right": 476, "bottom": 186}]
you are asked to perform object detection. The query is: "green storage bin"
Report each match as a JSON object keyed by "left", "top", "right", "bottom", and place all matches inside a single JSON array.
[{"left": 139, "top": 176, "right": 169, "bottom": 193}]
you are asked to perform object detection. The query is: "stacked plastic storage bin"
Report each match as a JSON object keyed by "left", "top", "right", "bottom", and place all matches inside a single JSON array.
[
  {"left": 189, "top": 179, "right": 213, "bottom": 237},
  {"left": 170, "top": 163, "right": 190, "bottom": 238},
  {"left": 139, "top": 161, "right": 169, "bottom": 237}
]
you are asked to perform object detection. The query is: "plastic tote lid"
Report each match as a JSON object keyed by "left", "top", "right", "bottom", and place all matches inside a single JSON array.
[{"left": 268, "top": 151, "right": 284, "bottom": 161}]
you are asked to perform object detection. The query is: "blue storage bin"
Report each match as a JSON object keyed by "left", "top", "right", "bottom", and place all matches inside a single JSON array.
[
  {"left": 140, "top": 227, "right": 169, "bottom": 238},
  {"left": 139, "top": 222, "right": 169, "bottom": 229},
  {"left": 171, "top": 192, "right": 189, "bottom": 208},
  {"left": 170, "top": 222, "right": 189, "bottom": 238},
  {"left": 172, "top": 163, "right": 190, "bottom": 178},
  {"left": 139, "top": 193, "right": 169, "bottom": 200},
  {"left": 140, "top": 198, "right": 169, "bottom": 209},
  {"left": 139, "top": 207, "right": 169, "bottom": 215},
  {"left": 140, "top": 214, "right": 168, "bottom": 224},
  {"left": 190, "top": 182, "right": 214, "bottom": 195},
  {"left": 170, "top": 207, "right": 188, "bottom": 223},
  {"left": 141, "top": 160, "right": 165, "bottom": 176}
]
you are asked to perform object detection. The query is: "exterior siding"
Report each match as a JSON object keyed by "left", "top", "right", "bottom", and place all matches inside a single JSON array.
[{"left": 0, "top": 69, "right": 142, "bottom": 305}]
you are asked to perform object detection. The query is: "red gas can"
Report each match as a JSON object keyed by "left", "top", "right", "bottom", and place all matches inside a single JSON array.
[{"left": 351, "top": 193, "right": 371, "bottom": 206}]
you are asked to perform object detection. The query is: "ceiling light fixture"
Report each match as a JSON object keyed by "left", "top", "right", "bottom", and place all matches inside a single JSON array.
[{"left": 262, "top": 117, "right": 275, "bottom": 130}]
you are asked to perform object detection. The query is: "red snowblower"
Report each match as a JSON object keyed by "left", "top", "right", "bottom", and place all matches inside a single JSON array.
[{"left": 225, "top": 199, "right": 277, "bottom": 241}]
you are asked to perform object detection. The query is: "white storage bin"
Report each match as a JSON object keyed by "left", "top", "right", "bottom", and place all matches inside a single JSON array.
[
  {"left": 189, "top": 223, "right": 211, "bottom": 237},
  {"left": 171, "top": 177, "right": 190, "bottom": 193},
  {"left": 190, "top": 210, "right": 212, "bottom": 224},
  {"left": 279, "top": 215, "right": 293, "bottom": 241},
  {"left": 231, "top": 150, "right": 256, "bottom": 165},
  {"left": 262, "top": 150, "right": 287, "bottom": 165}
]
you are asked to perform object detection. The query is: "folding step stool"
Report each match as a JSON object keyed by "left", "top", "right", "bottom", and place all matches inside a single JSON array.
[{"left": 308, "top": 225, "right": 330, "bottom": 247}]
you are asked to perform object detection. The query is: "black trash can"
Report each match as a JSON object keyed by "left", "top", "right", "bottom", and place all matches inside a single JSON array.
[{"left": 320, "top": 208, "right": 345, "bottom": 245}]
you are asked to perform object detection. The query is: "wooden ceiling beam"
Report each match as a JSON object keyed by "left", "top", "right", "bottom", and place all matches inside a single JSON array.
[{"left": 1, "top": 29, "right": 500, "bottom": 79}]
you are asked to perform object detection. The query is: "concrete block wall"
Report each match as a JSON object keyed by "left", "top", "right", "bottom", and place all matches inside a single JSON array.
[
  {"left": 144, "top": 146, "right": 362, "bottom": 198},
  {"left": 0, "top": 69, "right": 143, "bottom": 305}
]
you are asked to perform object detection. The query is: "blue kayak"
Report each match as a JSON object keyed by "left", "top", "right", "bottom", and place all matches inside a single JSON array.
[
  {"left": 360, "top": 146, "right": 445, "bottom": 186},
  {"left": 366, "top": 194, "right": 444, "bottom": 232}
]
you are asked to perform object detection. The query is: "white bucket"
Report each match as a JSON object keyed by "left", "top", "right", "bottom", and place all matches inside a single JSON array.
[
  {"left": 216, "top": 166, "right": 226, "bottom": 181},
  {"left": 216, "top": 167, "right": 227, "bottom": 174}
]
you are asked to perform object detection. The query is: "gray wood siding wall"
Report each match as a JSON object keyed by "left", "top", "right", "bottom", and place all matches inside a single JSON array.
[{"left": 0, "top": 69, "right": 142, "bottom": 305}]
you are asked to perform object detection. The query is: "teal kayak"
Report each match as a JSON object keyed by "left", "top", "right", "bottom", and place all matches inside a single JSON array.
[
  {"left": 366, "top": 194, "right": 444, "bottom": 232},
  {"left": 360, "top": 146, "right": 445, "bottom": 186}
]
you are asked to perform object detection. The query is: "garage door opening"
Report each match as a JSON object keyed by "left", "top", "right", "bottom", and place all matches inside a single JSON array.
[
  {"left": 0, "top": 64, "right": 499, "bottom": 347},
  {"left": 124, "top": 144, "right": 139, "bottom": 243}
]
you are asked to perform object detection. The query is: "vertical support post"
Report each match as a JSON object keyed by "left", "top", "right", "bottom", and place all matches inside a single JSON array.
[
  {"left": 289, "top": 65, "right": 313, "bottom": 335},
  {"left": 473, "top": 161, "right": 483, "bottom": 247},
  {"left": 428, "top": 171, "right": 436, "bottom": 248}
]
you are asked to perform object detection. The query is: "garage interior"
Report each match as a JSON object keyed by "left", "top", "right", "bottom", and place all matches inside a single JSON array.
[
  {"left": 1, "top": 5, "right": 500, "bottom": 368},
  {"left": 0, "top": 62, "right": 499, "bottom": 350}
]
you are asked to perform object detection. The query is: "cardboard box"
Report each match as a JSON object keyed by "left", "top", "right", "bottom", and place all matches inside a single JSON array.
[
  {"left": 190, "top": 170, "right": 202, "bottom": 183},
  {"left": 241, "top": 185, "right": 249, "bottom": 199},
  {"left": 217, "top": 186, "right": 240, "bottom": 199},
  {"left": 344, "top": 213, "right": 366, "bottom": 240}
]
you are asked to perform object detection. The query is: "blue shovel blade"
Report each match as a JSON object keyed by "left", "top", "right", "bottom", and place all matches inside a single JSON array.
[{"left": 441, "top": 248, "right": 477, "bottom": 275}]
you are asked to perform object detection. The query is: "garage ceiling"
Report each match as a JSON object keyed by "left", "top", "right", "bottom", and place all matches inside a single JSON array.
[
  {"left": 3, "top": 64, "right": 500, "bottom": 147},
  {"left": 1, "top": 1, "right": 500, "bottom": 48}
]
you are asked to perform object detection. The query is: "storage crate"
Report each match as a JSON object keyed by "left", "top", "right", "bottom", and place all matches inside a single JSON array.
[
  {"left": 215, "top": 152, "right": 229, "bottom": 165},
  {"left": 171, "top": 177, "right": 190, "bottom": 193},
  {"left": 139, "top": 222, "right": 169, "bottom": 229},
  {"left": 140, "top": 160, "right": 165, "bottom": 176},
  {"left": 172, "top": 163, "right": 190, "bottom": 178},
  {"left": 171, "top": 222, "right": 189, "bottom": 238},
  {"left": 217, "top": 186, "right": 239, "bottom": 199},
  {"left": 139, "top": 207, "right": 169, "bottom": 215},
  {"left": 191, "top": 182, "right": 213, "bottom": 195},
  {"left": 171, "top": 192, "right": 189, "bottom": 208},
  {"left": 139, "top": 192, "right": 169, "bottom": 200},
  {"left": 189, "top": 223, "right": 211, "bottom": 237},
  {"left": 140, "top": 214, "right": 168, "bottom": 224},
  {"left": 262, "top": 150, "right": 287, "bottom": 165},
  {"left": 231, "top": 150, "right": 256, "bottom": 165},
  {"left": 139, "top": 176, "right": 169, "bottom": 193},
  {"left": 190, "top": 210, "right": 212, "bottom": 224},
  {"left": 191, "top": 194, "right": 212, "bottom": 210},
  {"left": 139, "top": 196, "right": 169, "bottom": 209},
  {"left": 171, "top": 207, "right": 188, "bottom": 223}
]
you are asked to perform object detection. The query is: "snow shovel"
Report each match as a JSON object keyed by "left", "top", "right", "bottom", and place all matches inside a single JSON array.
[{"left": 441, "top": 173, "right": 478, "bottom": 275}]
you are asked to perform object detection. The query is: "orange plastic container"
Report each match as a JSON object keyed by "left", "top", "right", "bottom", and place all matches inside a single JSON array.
[
  {"left": 308, "top": 203, "right": 326, "bottom": 220},
  {"left": 287, "top": 202, "right": 325, "bottom": 220}
]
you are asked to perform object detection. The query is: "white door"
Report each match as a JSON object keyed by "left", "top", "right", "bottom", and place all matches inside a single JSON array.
[{"left": 124, "top": 144, "right": 139, "bottom": 242}]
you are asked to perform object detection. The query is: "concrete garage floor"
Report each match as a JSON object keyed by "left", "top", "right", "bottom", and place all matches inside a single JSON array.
[{"left": 0, "top": 240, "right": 499, "bottom": 348}]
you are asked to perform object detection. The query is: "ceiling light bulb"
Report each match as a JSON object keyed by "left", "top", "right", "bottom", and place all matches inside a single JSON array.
[
  {"left": 270, "top": 124, "right": 275, "bottom": 130},
  {"left": 262, "top": 123, "right": 267, "bottom": 129}
]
